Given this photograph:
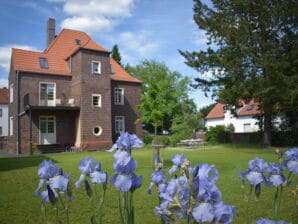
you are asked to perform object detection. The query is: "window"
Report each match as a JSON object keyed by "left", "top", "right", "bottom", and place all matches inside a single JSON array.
[
  {"left": 114, "top": 88, "right": 124, "bottom": 105},
  {"left": 0, "top": 126, "right": 2, "bottom": 136},
  {"left": 92, "top": 61, "right": 101, "bottom": 74},
  {"left": 0, "top": 108, "right": 2, "bottom": 117},
  {"left": 93, "top": 126, "right": 103, "bottom": 136},
  {"left": 9, "top": 117, "right": 13, "bottom": 136},
  {"left": 75, "top": 39, "right": 81, "bottom": 45},
  {"left": 40, "top": 83, "right": 56, "bottom": 106},
  {"left": 9, "top": 84, "right": 13, "bottom": 103},
  {"left": 92, "top": 94, "right": 101, "bottom": 107},
  {"left": 39, "top": 57, "right": 48, "bottom": 69},
  {"left": 115, "top": 116, "right": 125, "bottom": 133},
  {"left": 243, "top": 123, "right": 251, "bottom": 132}
]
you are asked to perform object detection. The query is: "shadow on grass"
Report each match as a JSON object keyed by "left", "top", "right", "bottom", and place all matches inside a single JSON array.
[{"left": 0, "top": 155, "right": 58, "bottom": 171}]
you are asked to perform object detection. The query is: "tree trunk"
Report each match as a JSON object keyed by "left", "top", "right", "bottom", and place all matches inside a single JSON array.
[{"left": 263, "top": 109, "right": 272, "bottom": 147}]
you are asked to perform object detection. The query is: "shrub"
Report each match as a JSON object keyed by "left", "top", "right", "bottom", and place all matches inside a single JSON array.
[{"left": 205, "top": 125, "right": 231, "bottom": 143}]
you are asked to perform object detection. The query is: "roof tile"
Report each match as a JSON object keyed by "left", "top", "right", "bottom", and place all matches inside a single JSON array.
[{"left": 12, "top": 29, "right": 140, "bottom": 83}]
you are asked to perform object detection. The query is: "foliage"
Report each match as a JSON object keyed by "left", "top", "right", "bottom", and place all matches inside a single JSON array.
[
  {"left": 150, "top": 154, "right": 236, "bottom": 223},
  {"left": 180, "top": 0, "right": 298, "bottom": 146},
  {"left": 111, "top": 44, "right": 122, "bottom": 66},
  {"left": 1, "top": 146, "right": 298, "bottom": 223},
  {"left": 272, "top": 129, "right": 298, "bottom": 146},
  {"left": 126, "top": 60, "right": 196, "bottom": 133},
  {"left": 199, "top": 103, "right": 216, "bottom": 118},
  {"left": 205, "top": 125, "right": 230, "bottom": 143},
  {"left": 170, "top": 111, "right": 203, "bottom": 146},
  {"left": 240, "top": 148, "right": 298, "bottom": 223}
]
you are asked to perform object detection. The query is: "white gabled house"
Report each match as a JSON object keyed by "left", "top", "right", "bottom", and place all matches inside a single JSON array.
[{"left": 205, "top": 100, "right": 262, "bottom": 133}]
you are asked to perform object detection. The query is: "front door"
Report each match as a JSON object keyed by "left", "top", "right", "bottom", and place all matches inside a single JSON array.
[{"left": 39, "top": 116, "right": 56, "bottom": 144}]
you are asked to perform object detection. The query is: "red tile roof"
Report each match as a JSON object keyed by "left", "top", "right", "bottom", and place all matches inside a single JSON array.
[
  {"left": 110, "top": 58, "right": 141, "bottom": 83},
  {"left": 0, "top": 88, "right": 9, "bottom": 104},
  {"left": 11, "top": 29, "right": 140, "bottom": 83},
  {"left": 205, "top": 103, "right": 225, "bottom": 119},
  {"left": 205, "top": 99, "right": 261, "bottom": 119}
]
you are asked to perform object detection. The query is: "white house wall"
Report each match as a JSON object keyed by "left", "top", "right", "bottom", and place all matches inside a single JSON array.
[{"left": 0, "top": 104, "right": 8, "bottom": 136}]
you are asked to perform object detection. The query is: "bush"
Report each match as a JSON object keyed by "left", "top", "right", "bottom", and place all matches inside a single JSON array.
[
  {"left": 272, "top": 129, "right": 298, "bottom": 146},
  {"left": 205, "top": 125, "right": 231, "bottom": 143},
  {"left": 143, "top": 130, "right": 154, "bottom": 144}
]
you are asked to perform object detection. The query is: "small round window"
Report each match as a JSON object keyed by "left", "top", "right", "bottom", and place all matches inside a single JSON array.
[{"left": 93, "top": 126, "right": 102, "bottom": 136}]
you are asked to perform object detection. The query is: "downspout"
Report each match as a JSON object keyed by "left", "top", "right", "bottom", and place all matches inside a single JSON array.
[{"left": 16, "top": 71, "right": 21, "bottom": 155}]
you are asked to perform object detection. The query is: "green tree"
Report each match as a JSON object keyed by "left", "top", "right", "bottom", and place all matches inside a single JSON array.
[
  {"left": 199, "top": 103, "right": 216, "bottom": 118},
  {"left": 127, "top": 60, "right": 196, "bottom": 137},
  {"left": 111, "top": 44, "right": 122, "bottom": 66},
  {"left": 180, "top": 0, "right": 298, "bottom": 146}
]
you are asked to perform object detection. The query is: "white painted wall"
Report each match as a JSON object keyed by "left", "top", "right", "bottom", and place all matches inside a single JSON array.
[{"left": 0, "top": 104, "right": 8, "bottom": 136}]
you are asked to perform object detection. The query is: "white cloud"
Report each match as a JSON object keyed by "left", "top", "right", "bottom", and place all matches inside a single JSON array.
[
  {"left": 118, "top": 31, "right": 159, "bottom": 62},
  {"left": 0, "top": 79, "right": 8, "bottom": 88},
  {"left": 0, "top": 45, "right": 37, "bottom": 72},
  {"left": 60, "top": 0, "right": 135, "bottom": 33}
]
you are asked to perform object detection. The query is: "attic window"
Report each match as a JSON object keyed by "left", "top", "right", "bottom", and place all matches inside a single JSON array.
[
  {"left": 75, "top": 39, "right": 81, "bottom": 45},
  {"left": 247, "top": 104, "right": 254, "bottom": 111},
  {"left": 39, "top": 57, "right": 48, "bottom": 69}
]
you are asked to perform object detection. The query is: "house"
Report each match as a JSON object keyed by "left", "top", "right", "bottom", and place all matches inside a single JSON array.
[
  {"left": 0, "top": 87, "right": 9, "bottom": 137},
  {"left": 8, "top": 18, "right": 142, "bottom": 154},
  {"left": 205, "top": 100, "right": 261, "bottom": 133}
]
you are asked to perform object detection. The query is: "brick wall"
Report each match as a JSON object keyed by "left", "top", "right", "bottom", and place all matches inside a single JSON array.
[{"left": 111, "top": 81, "right": 143, "bottom": 141}]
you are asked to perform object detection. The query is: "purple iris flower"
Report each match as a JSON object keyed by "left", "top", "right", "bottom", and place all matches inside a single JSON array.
[
  {"left": 113, "top": 150, "right": 137, "bottom": 174},
  {"left": 285, "top": 148, "right": 298, "bottom": 174},
  {"left": 90, "top": 171, "right": 107, "bottom": 184},
  {"left": 196, "top": 179, "right": 222, "bottom": 202},
  {"left": 37, "top": 160, "right": 60, "bottom": 179},
  {"left": 255, "top": 218, "right": 290, "bottom": 224},
  {"left": 169, "top": 154, "right": 187, "bottom": 175},
  {"left": 108, "top": 131, "right": 143, "bottom": 153},
  {"left": 78, "top": 157, "right": 100, "bottom": 174},
  {"left": 240, "top": 157, "right": 268, "bottom": 186},
  {"left": 192, "top": 202, "right": 215, "bottom": 223},
  {"left": 110, "top": 173, "right": 132, "bottom": 192},
  {"left": 147, "top": 170, "right": 167, "bottom": 194},
  {"left": 267, "top": 163, "right": 285, "bottom": 187},
  {"left": 196, "top": 163, "right": 218, "bottom": 183},
  {"left": 214, "top": 201, "right": 236, "bottom": 224},
  {"left": 49, "top": 174, "right": 70, "bottom": 193},
  {"left": 75, "top": 157, "right": 106, "bottom": 188}
]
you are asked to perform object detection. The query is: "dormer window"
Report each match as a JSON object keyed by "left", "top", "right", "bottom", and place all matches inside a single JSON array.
[
  {"left": 75, "top": 39, "right": 81, "bottom": 45},
  {"left": 39, "top": 57, "right": 48, "bottom": 69},
  {"left": 92, "top": 61, "right": 101, "bottom": 74}
]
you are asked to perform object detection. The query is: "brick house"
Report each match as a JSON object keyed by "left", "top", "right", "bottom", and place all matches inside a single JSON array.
[{"left": 8, "top": 19, "right": 142, "bottom": 154}]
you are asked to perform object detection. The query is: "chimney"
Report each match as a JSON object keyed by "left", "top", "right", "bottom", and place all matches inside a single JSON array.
[{"left": 46, "top": 18, "right": 56, "bottom": 48}]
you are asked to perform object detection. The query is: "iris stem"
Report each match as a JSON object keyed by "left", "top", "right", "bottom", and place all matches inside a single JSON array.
[
  {"left": 118, "top": 192, "right": 125, "bottom": 224},
  {"left": 245, "top": 185, "right": 253, "bottom": 224}
]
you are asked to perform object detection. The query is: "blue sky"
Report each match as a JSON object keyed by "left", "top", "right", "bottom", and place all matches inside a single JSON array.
[{"left": 0, "top": 0, "right": 214, "bottom": 109}]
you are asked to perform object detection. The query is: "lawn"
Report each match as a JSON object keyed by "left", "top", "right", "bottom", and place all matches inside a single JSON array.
[{"left": 0, "top": 145, "right": 297, "bottom": 224}]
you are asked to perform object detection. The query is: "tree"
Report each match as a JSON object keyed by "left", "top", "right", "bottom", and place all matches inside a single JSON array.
[
  {"left": 180, "top": 0, "right": 298, "bottom": 146},
  {"left": 111, "top": 44, "right": 122, "bottom": 66},
  {"left": 126, "top": 60, "right": 196, "bottom": 137}
]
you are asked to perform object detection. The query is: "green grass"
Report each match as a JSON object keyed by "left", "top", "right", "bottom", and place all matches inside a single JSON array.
[{"left": 0, "top": 145, "right": 297, "bottom": 224}]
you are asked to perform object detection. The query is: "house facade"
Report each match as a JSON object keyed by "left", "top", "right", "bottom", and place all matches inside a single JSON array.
[
  {"left": 0, "top": 87, "right": 9, "bottom": 137},
  {"left": 205, "top": 100, "right": 261, "bottom": 133},
  {"left": 8, "top": 19, "right": 142, "bottom": 154}
]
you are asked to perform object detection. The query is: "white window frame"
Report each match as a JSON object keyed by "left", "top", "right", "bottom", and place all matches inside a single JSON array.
[
  {"left": 39, "top": 82, "right": 56, "bottom": 106},
  {"left": 92, "top": 61, "right": 101, "bottom": 74},
  {"left": 93, "top": 126, "right": 103, "bottom": 136},
  {"left": 9, "top": 84, "right": 13, "bottom": 103},
  {"left": 114, "top": 88, "right": 124, "bottom": 105},
  {"left": 243, "top": 123, "right": 251, "bottom": 132},
  {"left": 92, "top": 94, "right": 102, "bottom": 107},
  {"left": 9, "top": 116, "right": 13, "bottom": 136},
  {"left": 115, "top": 116, "right": 125, "bottom": 133}
]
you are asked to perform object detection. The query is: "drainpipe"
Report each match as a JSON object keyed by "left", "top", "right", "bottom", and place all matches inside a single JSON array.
[{"left": 15, "top": 71, "right": 21, "bottom": 155}]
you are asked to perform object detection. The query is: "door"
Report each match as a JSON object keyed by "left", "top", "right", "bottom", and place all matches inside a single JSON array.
[
  {"left": 39, "top": 116, "right": 56, "bottom": 144},
  {"left": 40, "top": 83, "right": 56, "bottom": 106}
]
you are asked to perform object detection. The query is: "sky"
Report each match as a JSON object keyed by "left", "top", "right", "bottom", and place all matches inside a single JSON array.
[{"left": 0, "top": 0, "right": 214, "bottom": 109}]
